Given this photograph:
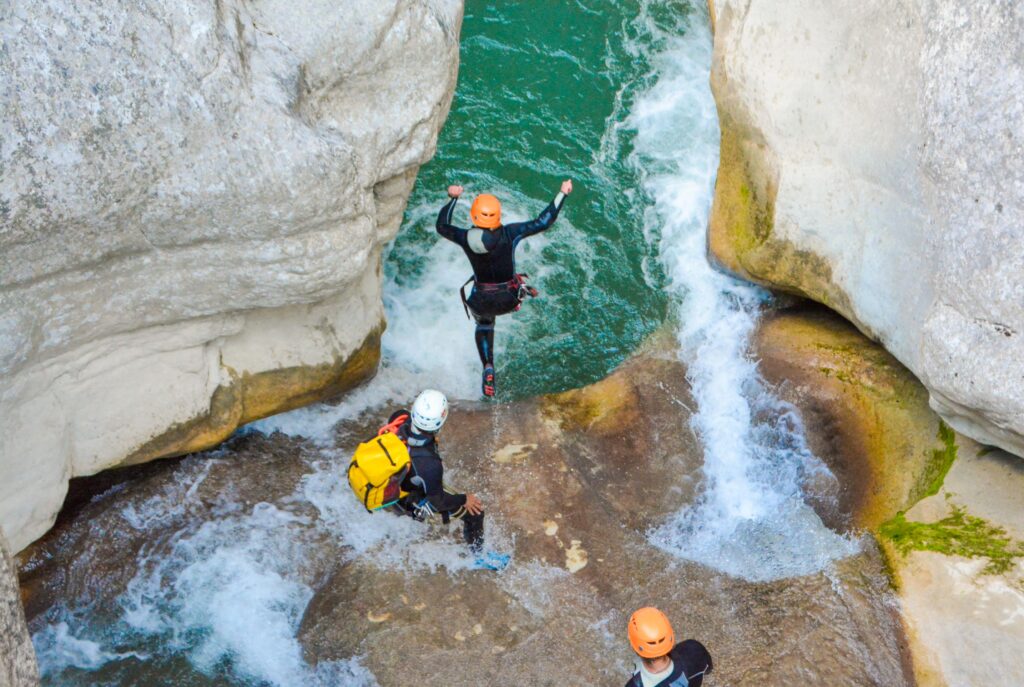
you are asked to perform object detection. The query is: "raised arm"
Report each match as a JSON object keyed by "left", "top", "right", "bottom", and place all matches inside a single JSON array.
[
  {"left": 436, "top": 185, "right": 467, "bottom": 246},
  {"left": 508, "top": 179, "right": 573, "bottom": 241}
]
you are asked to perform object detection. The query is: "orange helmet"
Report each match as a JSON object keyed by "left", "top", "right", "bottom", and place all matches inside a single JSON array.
[
  {"left": 628, "top": 607, "right": 675, "bottom": 658},
  {"left": 470, "top": 194, "right": 502, "bottom": 229}
]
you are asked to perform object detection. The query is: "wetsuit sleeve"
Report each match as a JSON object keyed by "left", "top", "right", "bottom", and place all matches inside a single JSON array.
[
  {"left": 424, "top": 476, "right": 467, "bottom": 512},
  {"left": 506, "top": 191, "right": 567, "bottom": 241},
  {"left": 436, "top": 197, "right": 468, "bottom": 247},
  {"left": 674, "top": 640, "right": 713, "bottom": 685}
]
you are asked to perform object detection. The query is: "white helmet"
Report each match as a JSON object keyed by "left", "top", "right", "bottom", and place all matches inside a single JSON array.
[{"left": 411, "top": 389, "right": 449, "bottom": 433}]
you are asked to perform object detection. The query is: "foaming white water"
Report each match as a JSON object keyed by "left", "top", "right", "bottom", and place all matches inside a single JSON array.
[
  {"left": 33, "top": 621, "right": 147, "bottom": 676},
  {"left": 301, "top": 454, "right": 507, "bottom": 572},
  {"left": 119, "top": 499, "right": 377, "bottom": 687},
  {"left": 626, "top": 5, "right": 857, "bottom": 581},
  {"left": 252, "top": 188, "right": 593, "bottom": 443},
  {"left": 108, "top": 444, "right": 508, "bottom": 685}
]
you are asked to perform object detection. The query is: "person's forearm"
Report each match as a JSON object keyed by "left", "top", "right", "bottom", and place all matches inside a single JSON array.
[
  {"left": 436, "top": 197, "right": 458, "bottom": 229},
  {"left": 429, "top": 490, "right": 467, "bottom": 512},
  {"left": 552, "top": 191, "right": 566, "bottom": 209}
]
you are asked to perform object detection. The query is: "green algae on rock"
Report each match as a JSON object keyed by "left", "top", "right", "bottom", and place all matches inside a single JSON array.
[{"left": 881, "top": 505, "right": 1024, "bottom": 576}]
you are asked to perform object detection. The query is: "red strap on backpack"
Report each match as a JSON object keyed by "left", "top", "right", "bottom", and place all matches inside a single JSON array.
[{"left": 377, "top": 413, "right": 409, "bottom": 437}]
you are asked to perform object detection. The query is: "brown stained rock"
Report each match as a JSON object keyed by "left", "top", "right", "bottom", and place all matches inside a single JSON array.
[
  {"left": 20, "top": 344, "right": 914, "bottom": 686},
  {"left": 753, "top": 304, "right": 947, "bottom": 531},
  {"left": 295, "top": 349, "right": 910, "bottom": 685},
  {"left": 117, "top": 325, "right": 383, "bottom": 469}
]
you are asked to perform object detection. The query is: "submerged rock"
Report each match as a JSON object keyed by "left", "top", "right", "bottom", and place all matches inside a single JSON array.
[
  {"left": 706, "top": 0, "right": 1024, "bottom": 459},
  {"left": 0, "top": 0, "right": 464, "bottom": 551}
]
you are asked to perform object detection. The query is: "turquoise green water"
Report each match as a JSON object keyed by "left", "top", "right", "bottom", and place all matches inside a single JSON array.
[{"left": 385, "top": 0, "right": 702, "bottom": 398}]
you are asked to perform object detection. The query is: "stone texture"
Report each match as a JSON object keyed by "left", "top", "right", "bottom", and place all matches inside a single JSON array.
[
  {"left": 752, "top": 303, "right": 1024, "bottom": 687},
  {"left": 0, "top": 533, "right": 39, "bottom": 687},
  {"left": 754, "top": 304, "right": 949, "bottom": 531},
  {"left": 0, "top": 0, "right": 463, "bottom": 551},
  {"left": 707, "top": 0, "right": 1024, "bottom": 458},
  {"left": 19, "top": 347, "right": 912, "bottom": 686},
  {"left": 892, "top": 441, "right": 1024, "bottom": 687}
]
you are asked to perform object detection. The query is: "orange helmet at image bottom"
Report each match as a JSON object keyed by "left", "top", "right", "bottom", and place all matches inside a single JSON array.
[
  {"left": 470, "top": 193, "right": 502, "bottom": 229},
  {"left": 628, "top": 607, "right": 675, "bottom": 659}
]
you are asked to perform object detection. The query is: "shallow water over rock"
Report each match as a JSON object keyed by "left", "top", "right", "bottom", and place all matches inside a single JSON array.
[{"left": 20, "top": 348, "right": 912, "bottom": 686}]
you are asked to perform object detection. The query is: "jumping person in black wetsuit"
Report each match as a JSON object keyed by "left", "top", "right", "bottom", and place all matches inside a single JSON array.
[{"left": 437, "top": 179, "right": 573, "bottom": 397}]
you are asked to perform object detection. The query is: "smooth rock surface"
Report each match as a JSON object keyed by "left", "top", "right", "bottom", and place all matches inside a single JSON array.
[
  {"left": 0, "top": 0, "right": 463, "bottom": 551},
  {"left": 894, "top": 441, "right": 1024, "bottom": 687},
  {"left": 707, "top": 0, "right": 1024, "bottom": 458},
  {"left": 753, "top": 304, "right": 949, "bottom": 531},
  {"left": 1, "top": 533, "right": 39, "bottom": 687},
  {"left": 18, "top": 348, "right": 912, "bottom": 686},
  {"left": 752, "top": 303, "right": 1024, "bottom": 687}
]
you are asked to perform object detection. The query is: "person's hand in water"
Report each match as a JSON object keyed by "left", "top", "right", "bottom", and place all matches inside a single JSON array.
[
  {"left": 448, "top": 184, "right": 464, "bottom": 199},
  {"left": 464, "top": 493, "right": 484, "bottom": 515},
  {"left": 561, "top": 179, "right": 573, "bottom": 195}
]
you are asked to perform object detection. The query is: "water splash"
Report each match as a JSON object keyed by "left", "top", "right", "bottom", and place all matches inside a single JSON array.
[
  {"left": 624, "top": 4, "right": 857, "bottom": 581},
  {"left": 32, "top": 622, "right": 147, "bottom": 676}
]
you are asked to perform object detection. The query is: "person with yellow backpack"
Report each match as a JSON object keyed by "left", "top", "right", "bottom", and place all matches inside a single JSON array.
[{"left": 347, "top": 389, "right": 509, "bottom": 570}]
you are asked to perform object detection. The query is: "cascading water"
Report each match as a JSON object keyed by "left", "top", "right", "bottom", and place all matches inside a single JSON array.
[
  {"left": 25, "top": 2, "right": 869, "bottom": 685},
  {"left": 619, "top": 4, "right": 858, "bottom": 581}
]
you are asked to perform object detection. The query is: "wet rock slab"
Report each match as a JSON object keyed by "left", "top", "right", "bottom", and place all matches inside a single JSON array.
[{"left": 20, "top": 347, "right": 912, "bottom": 686}]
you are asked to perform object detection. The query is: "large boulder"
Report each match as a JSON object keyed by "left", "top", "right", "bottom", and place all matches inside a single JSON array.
[
  {"left": 0, "top": 0, "right": 463, "bottom": 551},
  {"left": 706, "top": 0, "right": 1024, "bottom": 458}
]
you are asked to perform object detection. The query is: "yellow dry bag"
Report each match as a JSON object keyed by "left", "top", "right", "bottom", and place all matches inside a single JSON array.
[{"left": 347, "top": 426, "right": 411, "bottom": 512}]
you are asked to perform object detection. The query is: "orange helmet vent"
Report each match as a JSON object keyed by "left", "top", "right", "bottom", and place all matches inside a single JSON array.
[
  {"left": 470, "top": 194, "right": 502, "bottom": 229},
  {"left": 628, "top": 607, "right": 675, "bottom": 659}
]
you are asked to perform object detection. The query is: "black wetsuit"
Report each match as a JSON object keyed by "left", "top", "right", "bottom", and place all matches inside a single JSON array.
[
  {"left": 387, "top": 410, "right": 484, "bottom": 551},
  {"left": 624, "top": 640, "right": 713, "bottom": 687},
  {"left": 436, "top": 192, "right": 566, "bottom": 368}
]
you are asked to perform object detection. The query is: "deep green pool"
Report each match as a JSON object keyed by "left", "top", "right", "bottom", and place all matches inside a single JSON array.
[{"left": 384, "top": 0, "right": 705, "bottom": 398}]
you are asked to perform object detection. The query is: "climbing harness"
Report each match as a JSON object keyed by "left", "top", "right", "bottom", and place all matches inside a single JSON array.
[{"left": 459, "top": 273, "right": 539, "bottom": 319}]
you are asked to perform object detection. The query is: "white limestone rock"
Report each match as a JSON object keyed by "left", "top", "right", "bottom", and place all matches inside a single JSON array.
[
  {"left": 0, "top": 0, "right": 463, "bottom": 551},
  {"left": 0, "top": 533, "right": 39, "bottom": 686},
  {"left": 707, "top": 0, "right": 1024, "bottom": 458}
]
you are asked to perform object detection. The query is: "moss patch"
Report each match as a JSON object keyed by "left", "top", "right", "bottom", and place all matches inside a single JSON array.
[
  {"left": 881, "top": 506, "right": 1024, "bottom": 576},
  {"left": 911, "top": 422, "right": 958, "bottom": 504}
]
